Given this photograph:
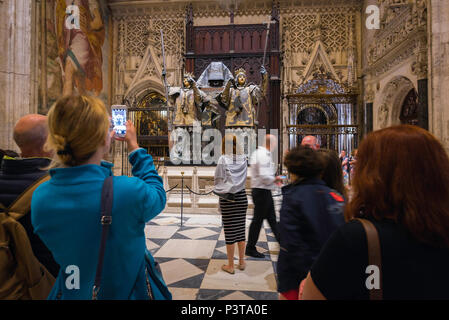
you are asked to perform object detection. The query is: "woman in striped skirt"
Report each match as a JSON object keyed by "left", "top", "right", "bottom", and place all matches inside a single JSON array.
[{"left": 214, "top": 135, "right": 248, "bottom": 274}]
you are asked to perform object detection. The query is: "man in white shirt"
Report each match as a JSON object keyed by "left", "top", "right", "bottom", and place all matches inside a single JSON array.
[{"left": 246, "top": 134, "right": 281, "bottom": 258}]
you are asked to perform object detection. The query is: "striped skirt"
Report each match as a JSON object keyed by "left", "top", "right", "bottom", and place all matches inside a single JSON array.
[{"left": 219, "top": 189, "right": 248, "bottom": 245}]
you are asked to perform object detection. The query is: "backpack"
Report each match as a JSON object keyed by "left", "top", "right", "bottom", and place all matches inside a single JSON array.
[{"left": 0, "top": 175, "right": 55, "bottom": 300}]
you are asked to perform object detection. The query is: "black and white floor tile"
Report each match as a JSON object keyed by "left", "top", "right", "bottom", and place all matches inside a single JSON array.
[{"left": 145, "top": 213, "right": 280, "bottom": 300}]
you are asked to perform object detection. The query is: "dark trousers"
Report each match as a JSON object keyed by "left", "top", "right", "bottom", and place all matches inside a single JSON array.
[{"left": 247, "top": 188, "right": 280, "bottom": 250}]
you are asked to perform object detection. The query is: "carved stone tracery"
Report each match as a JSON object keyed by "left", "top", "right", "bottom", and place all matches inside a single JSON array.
[
  {"left": 366, "top": 0, "right": 428, "bottom": 78},
  {"left": 112, "top": 12, "right": 184, "bottom": 105},
  {"left": 378, "top": 76, "right": 415, "bottom": 128},
  {"left": 364, "top": 0, "right": 428, "bottom": 131},
  {"left": 281, "top": 5, "right": 358, "bottom": 96}
]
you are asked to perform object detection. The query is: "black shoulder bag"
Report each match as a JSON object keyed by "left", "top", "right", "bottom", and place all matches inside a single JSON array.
[{"left": 92, "top": 176, "right": 113, "bottom": 300}]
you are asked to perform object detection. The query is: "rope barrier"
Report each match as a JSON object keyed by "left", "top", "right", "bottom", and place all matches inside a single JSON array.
[
  {"left": 164, "top": 174, "right": 283, "bottom": 227},
  {"left": 165, "top": 174, "right": 282, "bottom": 211},
  {"left": 185, "top": 185, "right": 215, "bottom": 196},
  {"left": 165, "top": 184, "right": 179, "bottom": 193},
  {"left": 184, "top": 184, "right": 282, "bottom": 199}
]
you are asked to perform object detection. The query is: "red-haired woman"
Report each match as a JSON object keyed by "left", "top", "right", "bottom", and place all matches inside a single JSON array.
[{"left": 302, "top": 125, "right": 449, "bottom": 300}]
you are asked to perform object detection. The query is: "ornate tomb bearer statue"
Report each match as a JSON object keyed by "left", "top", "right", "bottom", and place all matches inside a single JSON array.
[
  {"left": 217, "top": 66, "right": 268, "bottom": 128},
  {"left": 167, "top": 72, "right": 207, "bottom": 163},
  {"left": 168, "top": 73, "right": 207, "bottom": 128}
]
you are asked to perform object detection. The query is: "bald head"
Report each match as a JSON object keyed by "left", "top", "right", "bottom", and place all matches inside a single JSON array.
[
  {"left": 265, "top": 134, "right": 278, "bottom": 152},
  {"left": 301, "top": 135, "right": 319, "bottom": 150},
  {"left": 13, "top": 114, "right": 50, "bottom": 158}
]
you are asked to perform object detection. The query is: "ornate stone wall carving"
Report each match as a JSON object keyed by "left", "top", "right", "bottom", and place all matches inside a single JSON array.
[
  {"left": 282, "top": 14, "right": 317, "bottom": 53},
  {"left": 364, "top": 0, "right": 428, "bottom": 131},
  {"left": 377, "top": 76, "right": 415, "bottom": 128},
  {"left": 281, "top": 5, "right": 359, "bottom": 95},
  {"left": 429, "top": 0, "right": 449, "bottom": 150},
  {"left": 111, "top": 8, "right": 185, "bottom": 106},
  {"left": 365, "top": 0, "right": 427, "bottom": 79},
  {"left": 123, "top": 16, "right": 150, "bottom": 58},
  {"left": 109, "top": 0, "right": 362, "bottom": 104}
]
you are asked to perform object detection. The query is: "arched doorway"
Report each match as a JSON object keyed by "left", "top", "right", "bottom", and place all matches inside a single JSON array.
[
  {"left": 378, "top": 76, "right": 416, "bottom": 128},
  {"left": 297, "top": 106, "right": 328, "bottom": 125},
  {"left": 120, "top": 84, "right": 169, "bottom": 175},
  {"left": 296, "top": 105, "right": 329, "bottom": 147},
  {"left": 399, "top": 88, "right": 419, "bottom": 126},
  {"left": 135, "top": 91, "right": 168, "bottom": 137},
  {"left": 129, "top": 91, "right": 169, "bottom": 163}
]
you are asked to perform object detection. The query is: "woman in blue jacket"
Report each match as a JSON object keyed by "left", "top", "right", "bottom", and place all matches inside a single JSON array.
[
  {"left": 31, "top": 95, "right": 170, "bottom": 300},
  {"left": 277, "top": 146, "right": 345, "bottom": 300}
]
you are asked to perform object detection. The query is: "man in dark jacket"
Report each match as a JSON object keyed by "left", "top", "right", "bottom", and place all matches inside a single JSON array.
[
  {"left": 277, "top": 146, "right": 345, "bottom": 300},
  {"left": 0, "top": 114, "right": 59, "bottom": 277}
]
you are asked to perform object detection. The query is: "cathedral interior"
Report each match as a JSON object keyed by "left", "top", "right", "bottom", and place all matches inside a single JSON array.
[
  {"left": 0, "top": 0, "right": 448, "bottom": 301},
  {"left": 2, "top": 0, "right": 446, "bottom": 160}
]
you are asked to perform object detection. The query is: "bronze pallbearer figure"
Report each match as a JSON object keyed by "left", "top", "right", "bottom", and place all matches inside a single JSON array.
[{"left": 217, "top": 66, "right": 268, "bottom": 128}]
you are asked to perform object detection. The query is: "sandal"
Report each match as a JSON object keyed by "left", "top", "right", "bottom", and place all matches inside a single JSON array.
[
  {"left": 221, "top": 265, "right": 235, "bottom": 274},
  {"left": 237, "top": 263, "right": 246, "bottom": 271}
]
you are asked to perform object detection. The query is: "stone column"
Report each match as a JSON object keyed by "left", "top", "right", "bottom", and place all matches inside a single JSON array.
[
  {"left": 412, "top": 35, "right": 429, "bottom": 130},
  {"left": 364, "top": 85, "right": 374, "bottom": 136},
  {"left": 365, "top": 103, "right": 373, "bottom": 135},
  {"left": 417, "top": 78, "right": 429, "bottom": 130},
  {"left": 429, "top": 0, "right": 449, "bottom": 150},
  {"left": 0, "top": 0, "right": 37, "bottom": 151}
]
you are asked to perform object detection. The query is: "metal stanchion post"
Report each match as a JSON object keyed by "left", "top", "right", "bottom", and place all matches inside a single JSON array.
[{"left": 180, "top": 171, "right": 184, "bottom": 227}]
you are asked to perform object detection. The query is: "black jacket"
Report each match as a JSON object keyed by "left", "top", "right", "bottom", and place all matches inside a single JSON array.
[
  {"left": 276, "top": 177, "right": 345, "bottom": 293},
  {"left": 0, "top": 157, "right": 59, "bottom": 277}
]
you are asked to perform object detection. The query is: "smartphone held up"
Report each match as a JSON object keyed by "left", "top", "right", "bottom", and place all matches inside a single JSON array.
[{"left": 111, "top": 105, "right": 127, "bottom": 138}]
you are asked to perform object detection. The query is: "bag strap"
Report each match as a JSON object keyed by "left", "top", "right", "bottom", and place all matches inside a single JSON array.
[
  {"left": 0, "top": 175, "right": 51, "bottom": 220},
  {"left": 92, "top": 176, "right": 113, "bottom": 300},
  {"left": 355, "top": 218, "right": 383, "bottom": 300}
]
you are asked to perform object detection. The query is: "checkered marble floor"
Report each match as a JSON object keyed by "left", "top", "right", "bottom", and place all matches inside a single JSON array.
[{"left": 145, "top": 213, "right": 280, "bottom": 300}]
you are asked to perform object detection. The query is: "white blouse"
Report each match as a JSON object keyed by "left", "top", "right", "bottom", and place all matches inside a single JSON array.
[{"left": 213, "top": 155, "right": 248, "bottom": 194}]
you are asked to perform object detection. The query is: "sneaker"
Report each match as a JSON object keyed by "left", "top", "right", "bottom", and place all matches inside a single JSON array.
[{"left": 245, "top": 248, "right": 265, "bottom": 258}]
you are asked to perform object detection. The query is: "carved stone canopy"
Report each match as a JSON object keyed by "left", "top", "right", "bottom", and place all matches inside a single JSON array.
[{"left": 299, "top": 40, "right": 340, "bottom": 86}]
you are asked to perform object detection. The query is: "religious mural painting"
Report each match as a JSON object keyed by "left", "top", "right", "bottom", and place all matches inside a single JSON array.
[{"left": 38, "top": 0, "right": 110, "bottom": 114}]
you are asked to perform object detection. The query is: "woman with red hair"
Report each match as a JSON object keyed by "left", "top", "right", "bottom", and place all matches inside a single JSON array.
[{"left": 302, "top": 125, "right": 449, "bottom": 300}]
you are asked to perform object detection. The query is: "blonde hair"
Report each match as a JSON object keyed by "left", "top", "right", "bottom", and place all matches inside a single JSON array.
[{"left": 45, "top": 95, "right": 110, "bottom": 167}]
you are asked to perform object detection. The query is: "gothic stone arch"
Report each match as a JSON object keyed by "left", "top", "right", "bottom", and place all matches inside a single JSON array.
[
  {"left": 124, "top": 79, "right": 165, "bottom": 107},
  {"left": 378, "top": 76, "right": 415, "bottom": 129}
]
